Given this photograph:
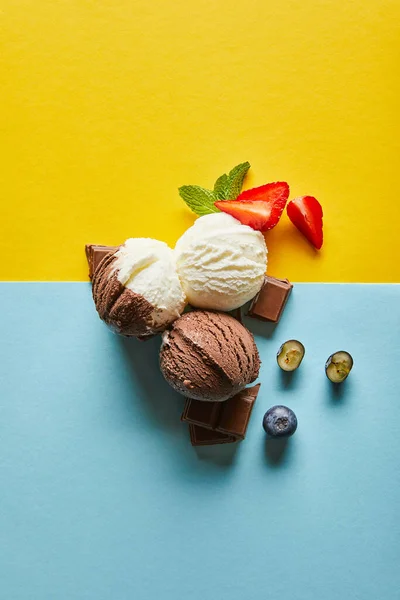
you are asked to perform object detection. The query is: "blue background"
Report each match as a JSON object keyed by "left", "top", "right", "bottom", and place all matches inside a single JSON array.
[{"left": 0, "top": 283, "right": 399, "bottom": 600}]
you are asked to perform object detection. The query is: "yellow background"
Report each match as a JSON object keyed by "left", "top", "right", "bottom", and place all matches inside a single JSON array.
[{"left": 1, "top": 0, "right": 399, "bottom": 282}]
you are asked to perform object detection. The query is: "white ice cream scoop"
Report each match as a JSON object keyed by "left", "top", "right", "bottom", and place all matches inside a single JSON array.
[{"left": 174, "top": 213, "right": 267, "bottom": 311}]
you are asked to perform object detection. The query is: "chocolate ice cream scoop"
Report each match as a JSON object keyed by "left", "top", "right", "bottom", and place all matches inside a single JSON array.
[
  {"left": 160, "top": 310, "right": 260, "bottom": 401},
  {"left": 91, "top": 238, "right": 186, "bottom": 338}
]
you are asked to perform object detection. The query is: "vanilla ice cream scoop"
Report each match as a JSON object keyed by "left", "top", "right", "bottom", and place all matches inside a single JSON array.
[
  {"left": 92, "top": 238, "right": 186, "bottom": 338},
  {"left": 175, "top": 213, "right": 267, "bottom": 311}
]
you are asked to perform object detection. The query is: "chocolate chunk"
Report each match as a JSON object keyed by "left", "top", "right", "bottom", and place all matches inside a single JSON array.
[
  {"left": 247, "top": 276, "right": 293, "bottom": 323},
  {"left": 189, "top": 425, "right": 236, "bottom": 446},
  {"left": 85, "top": 244, "right": 119, "bottom": 279},
  {"left": 217, "top": 385, "right": 260, "bottom": 439},
  {"left": 182, "top": 384, "right": 260, "bottom": 445},
  {"left": 181, "top": 400, "right": 221, "bottom": 429}
]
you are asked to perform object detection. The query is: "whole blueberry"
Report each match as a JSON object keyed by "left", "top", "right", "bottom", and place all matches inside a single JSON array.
[{"left": 263, "top": 405, "right": 298, "bottom": 438}]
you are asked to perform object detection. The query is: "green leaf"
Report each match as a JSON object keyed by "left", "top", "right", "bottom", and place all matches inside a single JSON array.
[
  {"left": 178, "top": 185, "right": 219, "bottom": 217},
  {"left": 213, "top": 173, "right": 229, "bottom": 200},
  {"left": 226, "top": 161, "right": 251, "bottom": 199},
  {"left": 178, "top": 161, "right": 251, "bottom": 216}
]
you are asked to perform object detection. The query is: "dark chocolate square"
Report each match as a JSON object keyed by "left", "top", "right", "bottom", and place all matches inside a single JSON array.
[
  {"left": 189, "top": 425, "right": 236, "bottom": 446},
  {"left": 181, "top": 400, "right": 222, "bottom": 429},
  {"left": 182, "top": 384, "right": 260, "bottom": 445},
  {"left": 248, "top": 276, "right": 293, "bottom": 323},
  {"left": 217, "top": 384, "right": 260, "bottom": 439}
]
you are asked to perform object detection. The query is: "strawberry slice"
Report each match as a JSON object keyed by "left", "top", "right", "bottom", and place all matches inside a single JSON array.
[
  {"left": 237, "top": 181, "right": 289, "bottom": 205},
  {"left": 215, "top": 200, "right": 276, "bottom": 231},
  {"left": 286, "top": 196, "right": 323, "bottom": 249},
  {"left": 215, "top": 181, "right": 290, "bottom": 232}
]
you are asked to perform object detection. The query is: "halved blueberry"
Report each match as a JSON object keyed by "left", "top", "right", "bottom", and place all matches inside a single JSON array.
[
  {"left": 277, "top": 340, "right": 305, "bottom": 371},
  {"left": 325, "top": 351, "right": 353, "bottom": 383}
]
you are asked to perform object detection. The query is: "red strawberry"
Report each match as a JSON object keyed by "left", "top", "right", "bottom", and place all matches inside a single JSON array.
[
  {"left": 215, "top": 200, "right": 276, "bottom": 231},
  {"left": 237, "top": 181, "right": 289, "bottom": 205},
  {"left": 215, "top": 181, "right": 290, "bottom": 232},
  {"left": 286, "top": 196, "right": 323, "bottom": 249}
]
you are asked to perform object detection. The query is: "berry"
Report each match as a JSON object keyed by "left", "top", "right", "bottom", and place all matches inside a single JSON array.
[
  {"left": 325, "top": 351, "right": 353, "bottom": 383},
  {"left": 263, "top": 406, "right": 298, "bottom": 438},
  {"left": 215, "top": 181, "right": 289, "bottom": 232},
  {"left": 237, "top": 181, "right": 289, "bottom": 206},
  {"left": 286, "top": 196, "right": 323, "bottom": 249},
  {"left": 277, "top": 340, "right": 305, "bottom": 371}
]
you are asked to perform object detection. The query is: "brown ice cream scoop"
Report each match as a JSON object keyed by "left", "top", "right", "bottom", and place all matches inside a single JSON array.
[
  {"left": 89, "top": 238, "right": 187, "bottom": 338},
  {"left": 159, "top": 310, "right": 260, "bottom": 402},
  {"left": 92, "top": 251, "right": 159, "bottom": 338}
]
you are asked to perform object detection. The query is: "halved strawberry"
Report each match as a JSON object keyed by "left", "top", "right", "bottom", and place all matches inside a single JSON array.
[
  {"left": 215, "top": 181, "right": 290, "bottom": 232},
  {"left": 214, "top": 200, "right": 277, "bottom": 231},
  {"left": 286, "top": 196, "right": 323, "bottom": 249},
  {"left": 237, "top": 181, "right": 289, "bottom": 205}
]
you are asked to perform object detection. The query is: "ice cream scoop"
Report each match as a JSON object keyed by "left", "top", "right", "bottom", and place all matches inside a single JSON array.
[
  {"left": 175, "top": 213, "right": 267, "bottom": 311},
  {"left": 92, "top": 238, "right": 186, "bottom": 338},
  {"left": 160, "top": 310, "right": 260, "bottom": 401}
]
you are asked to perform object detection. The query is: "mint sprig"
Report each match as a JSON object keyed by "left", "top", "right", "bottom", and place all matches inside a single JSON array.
[
  {"left": 223, "top": 162, "right": 251, "bottom": 200},
  {"left": 177, "top": 186, "right": 219, "bottom": 217},
  {"left": 179, "top": 161, "right": 250, "bottom": 216}
]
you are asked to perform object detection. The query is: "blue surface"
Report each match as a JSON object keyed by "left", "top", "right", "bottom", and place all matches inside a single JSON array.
[{"left": 0, "top": 283, "right": 400, "bottom": 600}]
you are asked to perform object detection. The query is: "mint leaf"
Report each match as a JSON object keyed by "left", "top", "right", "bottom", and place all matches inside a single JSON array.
[
  {"left": 226, "top": 161, "right": 250, "bottom": 199},
  {"left": 179, "top": 161, "right": 251, "bottom": 216},
  {"left": 213, "top": 173, "right": 229, "bottom": 200},
  {"left": 178, "top": 185, "right": 219, "bottom": 216}
]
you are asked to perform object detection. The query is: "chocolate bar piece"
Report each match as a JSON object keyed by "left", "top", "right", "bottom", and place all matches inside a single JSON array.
[
  {"left": 182, "top": 384, "right": 260, "bottom": 445},
  {"left": 248, "top": 276, "right": 293, "bottom": 323},
  {"left": 217, "top": 387, "right": 259, "bottom": 438},
  {"left": 85, "top": 244, "right": 119, "bottom": 279},
  {"left": 182, "top": 401, "right": 221, "bottom": 429},
  {"left": 189, "top": 425, "right": 236, "bottom": 446}
]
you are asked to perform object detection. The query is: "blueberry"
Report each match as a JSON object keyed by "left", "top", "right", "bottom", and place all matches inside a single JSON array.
[
  {"left": 263, "top": 405, "right": 298, "bottom": 438},
  {"left": 277, "top": 339, "right": 305, "bottom": 371},
  {"left": 325, "top": 351, "right": 353, "bottom": 383}
]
